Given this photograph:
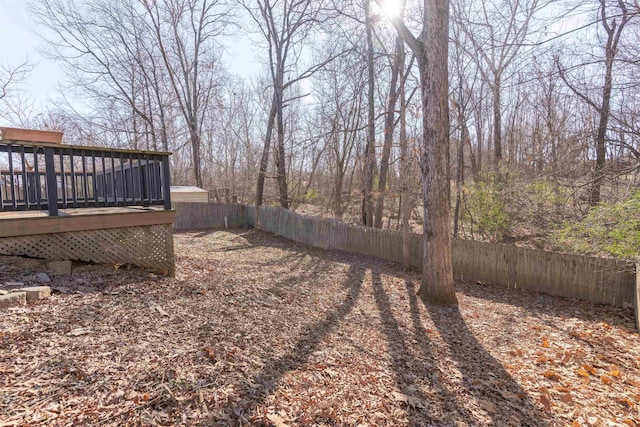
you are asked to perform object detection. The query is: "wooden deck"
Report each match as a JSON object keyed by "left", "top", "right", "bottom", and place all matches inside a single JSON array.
[{"left": 0, "top": 207, "right": 175, "bottom": 238}]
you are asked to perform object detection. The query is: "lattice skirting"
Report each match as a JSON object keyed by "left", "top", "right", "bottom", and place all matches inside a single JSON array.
[{"left": 0, "top": 224, "right": 175, "bottom": 275}]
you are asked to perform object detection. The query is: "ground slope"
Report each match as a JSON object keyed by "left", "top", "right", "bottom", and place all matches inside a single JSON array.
[{"left": 0, "top": 229, "right": 638, "bottom": 426}]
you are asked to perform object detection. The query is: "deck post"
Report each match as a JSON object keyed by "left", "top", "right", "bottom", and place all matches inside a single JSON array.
[
  {"left": 44, "top": 147, "right": 59, "bottom": 216},
  {"left": 162, "top": 156, "right": 172, "bottom": 210}
]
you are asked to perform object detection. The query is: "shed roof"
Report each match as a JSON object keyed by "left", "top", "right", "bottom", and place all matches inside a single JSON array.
[{"left": 170, "top": 186, "right": 208, "bottom": 193}]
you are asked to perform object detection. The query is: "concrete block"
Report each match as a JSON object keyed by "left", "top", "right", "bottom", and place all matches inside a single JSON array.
[
  {"left": 19, "top": 286, "right": 51, "bottom": 302},
  {"left": 46, "top": 260, "right": 72, "bottom": 275},
  {"left": 0, "top": 292, "right": 26, "bottom": 308},
  {"left": 4, "top": 282, "right": 25, "bottom": 288},
  {"left": 35, "top": 273, "right": 51, "bottom": 283}
]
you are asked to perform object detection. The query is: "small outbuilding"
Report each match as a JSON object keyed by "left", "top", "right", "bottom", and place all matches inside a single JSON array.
[{"left": 170, "top": 186, "right": 209, "bottom": 203}]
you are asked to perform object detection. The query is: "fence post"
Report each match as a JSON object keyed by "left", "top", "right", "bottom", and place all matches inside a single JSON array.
[
  {"left": 635, "top": 264, "right": 640, "bottom": 332},
  {"left": 161, "top": 155, "right": 172, "bottom": 210},
  {"left": 44, "top": 147, "right": 58, "bottom": 216}
]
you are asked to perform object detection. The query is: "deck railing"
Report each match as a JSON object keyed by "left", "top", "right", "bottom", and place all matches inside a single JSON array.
[{"left": 0, "top": 140, "right": 172, "bottom": 216}]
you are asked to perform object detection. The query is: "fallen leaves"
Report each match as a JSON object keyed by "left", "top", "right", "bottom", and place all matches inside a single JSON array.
[
  {"left": 478, "top": 399, "right": 497, "bottom": 414},
  {"left": 560, "top": 392, "right": 574, "bottom": 404},
  {"left": 266, "top": 412, "right": 289, "bottom": 427},
  {"left": 66, "top": 328, "right": 92, "bottom": 337},
  {"left": 543, "top": 370, "right": 561, "bottom": 381},
  {"left": 392, "top": 391, "right": 427, "bottom": 410},
  {"left": 0, "top": 229, "right": 639, "bottom": 427},
  {"left": 577, "top": 367, "right": 591, "bottom": 378},
  {"left": 601, "top": 375, "right": 613, "bottom": 385},
  {"left": 609, "top": 365, "right": 621, "bottom": 377}
]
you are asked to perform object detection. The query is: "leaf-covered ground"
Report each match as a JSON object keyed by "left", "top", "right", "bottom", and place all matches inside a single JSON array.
[{"left": 1, "top": 229, "right": 639, "bottom": 426}]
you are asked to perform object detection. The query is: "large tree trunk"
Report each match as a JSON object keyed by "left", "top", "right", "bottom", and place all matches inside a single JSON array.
[
  {"left": 189, "top": 121, "right": 202, "bottom": 188},
  {"left": 453, "top": 101, "right": 466, "bottom": 237},
  {"left": 387, "top": 0, "right": 457, "bottom": 304},
  {"left": 275, "top": 111, "right": 289, "bottom": 208},
  {"left": 374, "top": 37, "right": 404, "bottom": 228},
  {"left": 399, "top": 55, "right": 411, "bottom": 270},
  {"left": 492, "top": 76, "right": 502, "bottom": 167},
  {"left": 334, "top": 165, "right": 345, "bottom": 219},
  {"left": 417, "top": 0, "right": 457, "bottom": 305},
  {"left": 590, "top": 35, "right": 615, "bottom": 206},
  {"left": 363, "top": 1, "right": 376, "bottom": 226},
  {"left": 274, "top": 63, "right": 289, "bottom": 209},
  {"left": 256, "top": 95, "right": 277, "bottom": 206}
]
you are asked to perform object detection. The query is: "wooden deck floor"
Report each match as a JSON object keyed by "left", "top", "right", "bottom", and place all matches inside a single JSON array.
[
  {"left": 0, "top": 206, "right": 165, "bottom": 220},
  {"left": 0, "top": 206, "right": 175, "bottom": 238}
]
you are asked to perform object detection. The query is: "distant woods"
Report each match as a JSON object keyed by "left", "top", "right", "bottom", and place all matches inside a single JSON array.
[{"left": 5, "top": 0, "right": 640, "bottom": 241}]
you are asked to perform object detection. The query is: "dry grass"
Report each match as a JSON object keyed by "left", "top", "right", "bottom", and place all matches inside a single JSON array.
[{"left": 1, "top": 229, "right": 639, "bottom": 426}]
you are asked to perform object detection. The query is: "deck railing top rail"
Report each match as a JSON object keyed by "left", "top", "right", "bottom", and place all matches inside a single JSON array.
[
  {"left": 1, "top": 138, "right": 172, "bottom": 156},
  {"left": 0, "top": 139, "right": 172, "bottom": 216}
]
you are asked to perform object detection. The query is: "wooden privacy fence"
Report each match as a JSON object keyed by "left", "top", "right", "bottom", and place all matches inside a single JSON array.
[
  {"left": 172, "top": 202, "right": 246, "bottom": 230},
  {"left": 174, "top": 203, "right": 638, "bottom": 318}
]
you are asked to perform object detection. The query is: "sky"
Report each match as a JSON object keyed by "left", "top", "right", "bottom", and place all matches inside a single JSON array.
[
  {"left": 0, "top": 0, "right": 263, "bottom": 125},
  {"left": 0, "top": 0, "right": 64, "bottom": 108}
]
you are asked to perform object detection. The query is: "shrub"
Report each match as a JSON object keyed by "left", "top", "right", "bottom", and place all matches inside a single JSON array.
[
  {"left": 552, "top": 189, "right": 640, "bottom": 259},
  {"left": 460, "top": 172, "right": 511, "bottom": 242},
  {"left": 303, "top": 188, "right": 322, "bottom": 204}
]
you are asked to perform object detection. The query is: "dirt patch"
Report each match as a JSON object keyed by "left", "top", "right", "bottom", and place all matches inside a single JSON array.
[{"left": 0, "top": 229, "right": 638, "bottom": 426}]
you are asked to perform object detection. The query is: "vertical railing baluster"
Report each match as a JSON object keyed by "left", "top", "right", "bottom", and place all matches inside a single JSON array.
[
  {"left": 155, "top": 156, "right": 161, "bottom": 202},
  {"left": 129, "top": 153, "right": 135, "bottom": 205},
  {"left": 148, "top": 156, "right": 155, "bottom": 203},
  {"left": 145, "top": 155, "right": 151, "bottom": 206},
  {"left": 120, "top": 152, "right": 127, "bottom": 206},
  {"left": 82, "top": 153, "right": 88, "bottom": 207},
  {"left": 101, "top": 152, "right": 107, "bottom": 207},
  {"left": 91, "top": 152, "right": 97, "bottom": 206},
  {"left": 1, "top": 172, "right": 6, "bottom": 209},
  {"left": 19, "top": 145, "right": 28, "bottom": 209},
  {"left": 70, "top": 150, "right": 77, "bottom": 208},
  {"left": 162, "top": 155, "right": 171, "bottom": 210},
  {"left": 110, "top": 153, "right": 117, "bottom": 206},
  {"left": 34, "top": 148, "right": 42, "bottom": 210},
  {"left": 44, "top": 147, "right": 58, "bottom": 216},
  {"left": 137, "top": 153, "right": 147, "bottom": 206},
  {"left": 8, "top": 144, "right": 16, "bottom": 210},
  {"left": 59, "top": 149, "right": 67, "bottom": 209},
  {"left": 0, "top": 171, "right": 3, "bottom": 210}
]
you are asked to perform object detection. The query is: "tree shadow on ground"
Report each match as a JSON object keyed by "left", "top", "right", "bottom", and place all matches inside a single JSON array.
[
  {"left": 419, "top": 279, "right": 550, "bottom": 426},
  {"left": 174, "top": 229, "right": 219, "bottom": 238},
  {"left": 369, "top": 269, "right": 441, "bottom": 423},
  {"left": 214, "top": 261, "right": 366, "bottom": 425},
  {"left": 457, "top": 280, "right": 637, "bottom": 334},
  {"left": 206, "top": 229, "right": 348, "bottom": 292},
  {"left": 199, "top": 229, "right": 554, "bottom": 425},
  {"left": 370, "top": 269, "right": 549, "bottom": 426}
]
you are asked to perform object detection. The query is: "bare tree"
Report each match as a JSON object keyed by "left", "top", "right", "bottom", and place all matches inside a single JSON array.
[
  {"left": 453, "top": 0, "right": 546, "bottom": 167},
  {"left": 313, "top": 35, "right": 366, "bottom": 218},
  {"left": 362, "top": 0, "right": 377, "bottom": 226},
  {"left": 0, "top": 61, "right": 31, "bottom": 102},
  {"left": 373, "top": 34, "right": 405, "bottom": 228},
  {"left": 241, "top": 0, "right": 338, "bottom": 208},
  {"left": 557, "top": 0, "right": 637, "bottom": 205},
  {"left": 384, "top": 0, "right": 458, "bottom": 305},
  {"left": 143, "top": 0, "right": 232, "bottom": 188},
  {"left": 32, "top": 0, "right": 231, "bottom": 186}
]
